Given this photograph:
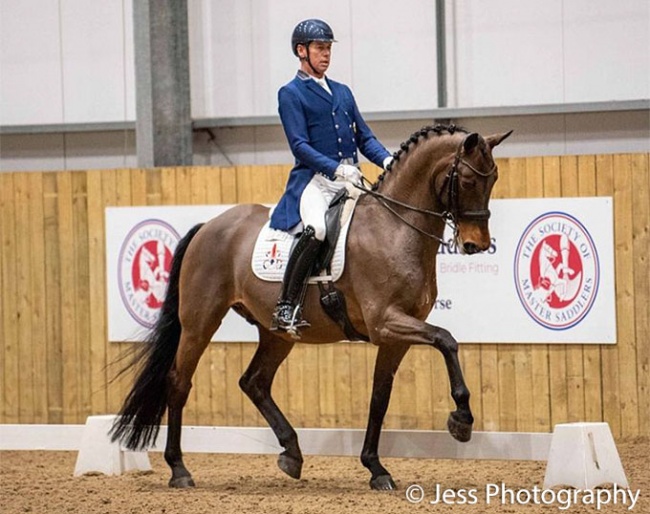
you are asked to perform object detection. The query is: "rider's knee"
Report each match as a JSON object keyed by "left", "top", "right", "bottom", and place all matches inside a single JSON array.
[{"left": 310, "top": 222, "right": 326, "bottom": 241}]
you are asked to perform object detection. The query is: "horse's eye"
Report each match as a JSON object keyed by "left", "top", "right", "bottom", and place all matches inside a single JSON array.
[{"left": 461, "top": 178, "right": 476, "bottom": 190}]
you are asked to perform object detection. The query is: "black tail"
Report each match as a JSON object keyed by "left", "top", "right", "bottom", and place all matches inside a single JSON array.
[{"left": 109, "top": 223, "right": 204, "bottom": 450}]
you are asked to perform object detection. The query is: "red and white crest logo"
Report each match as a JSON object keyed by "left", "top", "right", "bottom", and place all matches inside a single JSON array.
[
  {"left": 118, "top": 219, "right": 180, "bottom": 328},
  {"left": 514, "top": 212, "right": 600, "bottom": 330}
]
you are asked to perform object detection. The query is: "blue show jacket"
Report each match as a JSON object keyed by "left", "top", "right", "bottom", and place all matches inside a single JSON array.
[{"left": 270, "top": 70, "right": 390, "bottom": 231}]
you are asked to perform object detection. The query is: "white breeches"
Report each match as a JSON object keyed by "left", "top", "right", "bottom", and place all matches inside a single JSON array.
[{"left": 300, "top": 174, "right": 348, "bottom": 241}]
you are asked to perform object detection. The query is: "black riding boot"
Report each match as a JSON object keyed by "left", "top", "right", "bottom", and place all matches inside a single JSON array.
[{"left": 271, "top": 225, "right": 322, "bottom": 335}]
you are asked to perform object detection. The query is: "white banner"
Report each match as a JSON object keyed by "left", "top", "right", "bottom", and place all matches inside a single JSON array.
[{"left": 106, "top": 197, "right": 615, "bottom": 344}]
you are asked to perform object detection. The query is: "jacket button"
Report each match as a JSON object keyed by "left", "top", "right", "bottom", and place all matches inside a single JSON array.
[
  {"left": 338, "top": 138, "right": 342, "bottom": 143},
  {"left": 338, "top": 152, "right": 343, "bottom": 157},
  {"left": 335, "top": 124, "right": 339, "bottom": 129}
]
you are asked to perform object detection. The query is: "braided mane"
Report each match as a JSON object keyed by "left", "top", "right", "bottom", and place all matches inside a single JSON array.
[{"left": 372, "top": 123, "right": 468, "bottom": 191}]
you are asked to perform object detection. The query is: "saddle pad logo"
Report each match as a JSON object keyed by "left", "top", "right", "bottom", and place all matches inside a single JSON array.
[
  {"left": 118, "top": 219, "right": 180, "bottom": 328},
  {"left": 263, "top": 243, "right": 284, "bottom": 271},
  {"left": 514, "top": 211, "right": 600, "bottom": 330}
]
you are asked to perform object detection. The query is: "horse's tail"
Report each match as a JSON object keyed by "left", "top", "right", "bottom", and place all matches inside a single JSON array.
[{"left": 109, "top": 223, "right": 204, "bottom": 450}]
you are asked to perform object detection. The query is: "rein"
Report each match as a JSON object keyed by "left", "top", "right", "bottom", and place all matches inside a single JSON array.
[{"left": 357, "top": 137, "right": 496, "bottom": 249}]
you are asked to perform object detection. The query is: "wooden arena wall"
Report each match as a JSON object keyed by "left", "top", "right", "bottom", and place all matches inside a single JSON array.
[{"left": 1, "top": 154, "right": 648, "bottom": 437}]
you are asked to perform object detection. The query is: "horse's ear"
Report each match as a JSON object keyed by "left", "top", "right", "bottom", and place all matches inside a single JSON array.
[
  {"left": 485, "top": 130, "right": 514, "bottom": 149},
  {"left": 463, "top": 133, "right": 480, "bottom": 154}
]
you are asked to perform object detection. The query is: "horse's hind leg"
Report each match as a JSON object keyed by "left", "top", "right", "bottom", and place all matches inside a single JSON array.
[
  {"left": 239, "top": 329, "right": 302, "bottom": 479},
  {"left": 165, "top": 325, "right": 220, "bottom": 488}
]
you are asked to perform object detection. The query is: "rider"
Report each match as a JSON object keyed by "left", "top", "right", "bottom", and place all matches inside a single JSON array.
[{"left": 270, "top": 18, "right": 393, "bottom": 333}]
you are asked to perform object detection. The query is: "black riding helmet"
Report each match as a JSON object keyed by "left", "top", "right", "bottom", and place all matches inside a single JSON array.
[{"left": 291, "top": 19, "right": 336, "bottom": 57}]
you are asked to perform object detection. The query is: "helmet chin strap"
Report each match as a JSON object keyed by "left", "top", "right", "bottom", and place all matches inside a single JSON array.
[{"left": 300, "top": 43, "right": 321, "bottom": 77}]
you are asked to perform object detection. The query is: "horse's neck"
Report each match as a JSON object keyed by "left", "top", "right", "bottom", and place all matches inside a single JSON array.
[{"left": 377, "top": 139, "right": 452, "bottom": 235}]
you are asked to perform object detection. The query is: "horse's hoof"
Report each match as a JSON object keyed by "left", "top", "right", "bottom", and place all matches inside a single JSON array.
[
  {"left": 169, "top": 475, "right": 195, "bottom": 488},
  {"left": 370, "top": 474, "right": 397, "bottom": 491},
  {"left": 447, "top": 411, "right": 473, "bottom": 442},
  {"left": 278, "top": 452, "right": 303, "bottom": 479}
]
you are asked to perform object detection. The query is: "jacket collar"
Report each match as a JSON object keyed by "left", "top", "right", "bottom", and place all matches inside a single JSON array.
[{"left": 296, "top": 70, "right": 337, "bottom": 107}]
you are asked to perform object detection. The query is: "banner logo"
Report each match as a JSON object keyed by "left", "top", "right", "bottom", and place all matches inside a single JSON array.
[
  {"left": 514, "top": 212, "right": 599, "bottom": 330},
  {"left": 118, "top": 219, "right": 180, "bottom": 328}
]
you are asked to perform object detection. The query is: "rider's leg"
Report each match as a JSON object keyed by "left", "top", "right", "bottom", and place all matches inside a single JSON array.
[{"left": 271, "top": 179, "right": 328, "bottom": 332}]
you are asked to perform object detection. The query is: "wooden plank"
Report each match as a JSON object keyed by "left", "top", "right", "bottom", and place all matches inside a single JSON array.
[
  {"left": 13, "top": 173, "right": 35, "bottom": 422},
  {"left": 350, "top": 343, "right": 370, "bottom": 429},
  {"left": 0, "top": 174, "right": 5, "bottom": 424},
  {"left": 561, "top": 156, "right": 586, "bottom": 423},
  {"left": 479, "top": 344, "right": 500, "bottom": 431},
  {"left": 334, "top": 343, "right": 353, "bottom": 427},
  {"left": 42, "top": 173, "right": 63, "bottom": 423},
  {"left": 595, "top": 154, "right": 621, "bottom": 438},
  {"left": 86, "top": 170, "right": 108, "bottom": 416},
  {"left": 431, "top": 342, "right": 450, "bottom": 430},
  {"left": 56, "top": 172, "right": 79, "bottom": 423},
  {"left": 317, "top": 345, "right": 336, "bottom": 427},
  {"left": 160, "top": 167, "right": 178, "bottom": 205},
  {"left": 577, "top": 155, "right": 603, "bottom": 424},
  {"left": 285, "top": 343, "right": 305, "bottom": 428},
  {"left": 146, "top": 168, "right": 162, "bottom": 205},
  {"left": 459, "top": 344, "right": 480, "bottom": 431},
  {"left": 220, "top": 166, "right": 239, "bottom": 204},
  {"left": 1, "top": 173, "right": 20, "bottom": 424},
  {"left": 631, "top": 153, "right": 649, "bottom": 437},
  {"left": 28, "top": 173, "right": 48, "bottom": 423},
  {"left": 613, "top": 154, "right": 639, "bottom": 437},
  {"left": 130, "top": 168, "right": 147, "bottom": 206},
  {"left": 497, "top": 344, "right": 517, "bottom": 431},
  {"left": 301, "top": 345, "right": 321, "bottom": 427},
  {"left": 72, "top": 172, "right": 92, "bottom": 421},
  {"left": 543, "top": 156, "right": 569, "bottom": 427}
]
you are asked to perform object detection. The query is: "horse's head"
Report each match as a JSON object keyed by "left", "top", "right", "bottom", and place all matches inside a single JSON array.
[{"left": 436, "top": 130, "right": 513, "bottom": 254}]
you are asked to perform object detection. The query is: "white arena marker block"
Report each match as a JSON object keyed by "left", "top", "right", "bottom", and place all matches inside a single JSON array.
[
  {"left": 73, "top": 415, "right": 151, "bottom": 477},
  {"left": 543, "top": 422, "right": 628, "bottom": 489}
]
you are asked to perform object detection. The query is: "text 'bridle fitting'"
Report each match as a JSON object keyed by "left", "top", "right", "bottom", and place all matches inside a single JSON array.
[{"left": 356, "top": 135, "right": 497, "bottom": 250}]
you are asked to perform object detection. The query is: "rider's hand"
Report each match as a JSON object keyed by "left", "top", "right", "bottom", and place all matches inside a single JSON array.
[
  {"left": 335, "top": 164, "right": 362, "bottom": 186},
  {"left": 383, "top": 156, "right": 394, "bottom": 170}
]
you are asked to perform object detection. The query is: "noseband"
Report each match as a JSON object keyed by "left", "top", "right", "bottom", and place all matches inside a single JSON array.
[{"left": 358, "top": 135, "right": 496, "bottom": 248}]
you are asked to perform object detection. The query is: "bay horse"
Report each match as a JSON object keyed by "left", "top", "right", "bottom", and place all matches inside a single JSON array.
[{"left": 110, "top": 124, "right": 512, "bottom": 490}]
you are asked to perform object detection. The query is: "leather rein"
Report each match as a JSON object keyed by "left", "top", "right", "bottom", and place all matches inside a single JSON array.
[{"left": 356, "top": 136, "right": 496, "bottom": 249}]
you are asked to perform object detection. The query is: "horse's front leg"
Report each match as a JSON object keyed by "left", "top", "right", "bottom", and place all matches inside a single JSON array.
[
  {"left": 380, "top": 311, "right": 474, "bottom": 442},
  {"left": 361, "top": 343, "right": 410, "bottom": 490},
  {"left": 428, "top": 325, "right": 473, "bottom": 441}
]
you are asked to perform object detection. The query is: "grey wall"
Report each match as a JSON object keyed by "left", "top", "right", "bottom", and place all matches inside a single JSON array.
[{"left": 0, "top": 0, "right": 648, "bottom": 171}]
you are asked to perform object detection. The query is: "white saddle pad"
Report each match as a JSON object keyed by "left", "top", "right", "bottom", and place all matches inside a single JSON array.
[{"left": 252, "top": 203, "right": 357, "bottom": 284}]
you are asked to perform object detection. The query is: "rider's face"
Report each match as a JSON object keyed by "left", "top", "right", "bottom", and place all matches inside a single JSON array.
[{"left": 298, "top": 41, "right": 331, "bottom": 78}]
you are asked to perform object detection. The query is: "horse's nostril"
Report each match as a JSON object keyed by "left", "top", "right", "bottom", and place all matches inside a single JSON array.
[{"left": 463, "top": 242, "right": 479, "bottom": 255}]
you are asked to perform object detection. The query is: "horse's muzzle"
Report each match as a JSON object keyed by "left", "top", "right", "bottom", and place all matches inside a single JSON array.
[{"left": 462, "top": 241, "right": 482, "bottom": 255}]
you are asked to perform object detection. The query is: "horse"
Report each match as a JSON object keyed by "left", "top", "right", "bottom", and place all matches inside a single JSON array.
[{"left": 110, "top": 124, "right": 512, "bottom": 491}]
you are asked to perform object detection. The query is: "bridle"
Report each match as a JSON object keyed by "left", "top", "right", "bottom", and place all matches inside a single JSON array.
[{"left": 357, "top": 135, "right": 497, "bottom": 249}]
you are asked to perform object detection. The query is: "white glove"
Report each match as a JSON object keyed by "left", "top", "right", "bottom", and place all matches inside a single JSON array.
[
  {"left": 383, "top": 156, "right": 394, "bottom": 170},
  {"left": 335, "top": 164, "right": 363, "bottom": 185}
]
